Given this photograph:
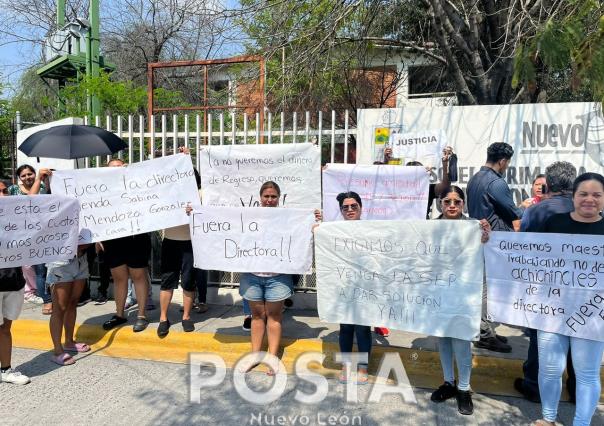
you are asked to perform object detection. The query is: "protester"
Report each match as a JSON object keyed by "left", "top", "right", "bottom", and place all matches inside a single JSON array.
[
  {"left": 333, "top": 191, "right": 372, "bottom": 384},
  {"left": 532, "top": 172, "right": 604, "bottom": 426},
  {"left": 443, "top": 146, "right": 458, "bottom": 182},
  {"left": 0, "top": 181, "right": 31, "bottom": 384},
  {"left": 157, "top": 167, "right": 205, "bottom": 337},
  {"left": 467, "top": 142, "right": 521, "bottom": 353},
  {"left": 515, "top": 162, "right": 577, "bottom": 404},
  {"left": 47, "top": 245, "right": 92, "bottom": 366},
  {"left": 99, "top": 158, "right": 151, "bottom": 333},
  {"left": 521, "top": 174, "right": 547, "bottom": 208},
  {"left": 430, "top": 186, "right": 490, "bottom": 415},
  {"left": 9, "top": 165, "right": 52, "bottom": 314},
  {"left": 239, "top": 181, "right": 316, "bottom": 374}
]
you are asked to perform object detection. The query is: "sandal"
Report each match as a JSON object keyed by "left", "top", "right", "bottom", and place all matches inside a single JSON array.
[
  {"left": 51, "top": 353, "right": 75, "bottom": 366},
  {"left": 64, "top": 342, "right": 91, "bottom": 353},
  {"left": 42, "top": 303, "right": 52, "bottom": 315}
]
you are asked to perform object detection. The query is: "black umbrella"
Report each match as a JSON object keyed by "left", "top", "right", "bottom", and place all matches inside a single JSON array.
[{"left": 18, "top": 124, "right": 128, "bottom": 159}]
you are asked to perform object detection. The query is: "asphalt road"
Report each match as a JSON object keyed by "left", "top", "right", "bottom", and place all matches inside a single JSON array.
[{"left": 2, "top": 348, "right": 601, "bottom": 426}]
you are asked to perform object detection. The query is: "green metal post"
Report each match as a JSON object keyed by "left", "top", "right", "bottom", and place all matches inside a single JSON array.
[
  {"left": 90, "top": 0, "right": 101, "bottom": 120},
  {"left": 57, "top": 0, "right": 65, "bottom": 27},
  {"left": 86, "top": 31, "right": 92, "bottom": 123}
]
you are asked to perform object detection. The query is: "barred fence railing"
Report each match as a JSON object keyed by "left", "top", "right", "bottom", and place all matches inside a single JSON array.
[{"left": 43, "top": 110, "right": 358, "bottom": 292}]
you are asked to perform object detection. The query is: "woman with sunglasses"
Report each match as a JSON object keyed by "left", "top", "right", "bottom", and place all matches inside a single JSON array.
[
  {"left": 335, "top": 191, "right": 372, "bottom": 384},
  {"left": 8, "top": 165, "right": 53, "bottom": 315},
  {"left": 430, "top": 185, "right": 490, "bottom": 415}
]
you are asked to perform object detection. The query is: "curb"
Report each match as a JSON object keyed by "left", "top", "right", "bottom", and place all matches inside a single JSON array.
[{"left": 12, "top": 319, "right": 579, "bottom": 400}]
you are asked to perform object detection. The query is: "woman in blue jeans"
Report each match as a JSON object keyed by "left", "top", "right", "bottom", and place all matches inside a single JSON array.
[
  {"left": 335, "top": 191, "right": 372, "bottom": 384},
  {"left": 429, "top": 186, "right": 490, "bottom": 415},
  {"left": 239, "top": 181, "right": 294, "bottom": 375},
  {"left": 534, "top": 173, "right": 604, "bottom": 426}
]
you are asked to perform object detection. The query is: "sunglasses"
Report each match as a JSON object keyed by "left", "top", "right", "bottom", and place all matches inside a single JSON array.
[
  {"left": 341, "top": 204, "right": 359, "bottom": 211},
  {"left": 443, "top": 199, "right": 462, "bottom": 206}
]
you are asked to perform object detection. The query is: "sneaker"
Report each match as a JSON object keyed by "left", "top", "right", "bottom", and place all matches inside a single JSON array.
[
  {"left": 102, "top": 315, "right": 128, "bottom": 331},
  {"left": 0, "top": 368, "right": 31, "bottom": 385},
  {"left": 496, "top": 334, "right": 508, "bottom": 343},
  {"left": 124, "top": 298, "right": 136, "bottom": 309},
  {"left": 473, "top": 336, "right": 512, "bottom": 353},
  {"left": 374, "top": 327, "right": 390, "bottom": 337},
  {"left": 157, "top": 320, "right": 170, "bottom": 337},
  {"left": 77, "top": 297, "right": 91, "bottom": 307},
  {"left": 430, "top": 381, "right": 457, "bottom": 402},
  {"left": 514, "top": 378, "right": 541, "bottom": 403},
  {"left": 242, "top": 316, "right": 252, "bottom": 331},
  {"left": 456, "top": 389, "right": 474, "bottom": 415},
  {"left": 94, "top": 294, "right": 108, "bottom": 305},
  {"left": 196, "top": 303, "right": 209, "bottom": 314},
  {"left": 24, "top": 294, "right": 43, "bottom": 304}
]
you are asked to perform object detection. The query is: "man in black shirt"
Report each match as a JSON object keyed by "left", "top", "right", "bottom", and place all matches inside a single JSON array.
[{"left": 468, "top": 142, "right": 522, "bottom": 353}]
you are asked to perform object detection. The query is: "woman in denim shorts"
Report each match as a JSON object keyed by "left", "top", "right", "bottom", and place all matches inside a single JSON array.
[
  {"left": 239, "top": 181, "right": 293, "bottom": 374},
  {"left": 46, "top": 245, "right": 91, "bottom": 366}
]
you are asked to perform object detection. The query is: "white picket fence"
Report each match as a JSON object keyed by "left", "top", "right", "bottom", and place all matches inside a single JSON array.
[{"left": 81, "top": 110, "right": 357, "bottom": 169}]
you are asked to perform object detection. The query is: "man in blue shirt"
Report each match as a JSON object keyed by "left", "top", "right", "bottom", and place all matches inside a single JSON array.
[
  {"left": 514, "top": 161, "right": 576, "bottom": 403},
  {"left": 467, "top": 142, "right": 522, "bottom": 353}
]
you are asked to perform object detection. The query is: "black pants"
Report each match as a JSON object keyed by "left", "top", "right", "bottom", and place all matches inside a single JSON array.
[{"left": 86, "top": 246, "right": 111, "bottom": 297}]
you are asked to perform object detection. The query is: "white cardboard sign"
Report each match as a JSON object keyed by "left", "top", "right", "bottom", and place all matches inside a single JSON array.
[
  {"left": 390, "top": 129, "right": 447, "bottom": 166},
  {"left": 322, "top": 163, "right": 429, "bottom": 221},
  {"left": 190, "top": 206, "right": 316, "bottom": 274},
  {"left": 315, "top": 220, "right": 484, "bottom": 340},
  {"left": 51, "top": 154, "right": 201, "bottom": 242},
  {"left": 0, "top": 195, "right": 80, "bottom": 267},
  {"left": 199, "top": 143, "right": 321, "bottom": 209},
  {"left": 485, "top": 231, "right": 604, "bottom": 342}
]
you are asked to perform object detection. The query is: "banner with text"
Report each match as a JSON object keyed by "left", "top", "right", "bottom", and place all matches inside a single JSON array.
[
  {"left": 322, "top": 163, "right": 429, "bottom": 221},
  {"left": 0, "top": 195, "right": 80, "bottom": 267},
  {"left": 315, "top": 220, "right": 483, "bottom": 340},
  {"left": 485, "top": 231, "right": 604, "bottom": 342},
  {"left": 190, "top": 207, "right": 316, "bottom": 274},
  {"left": 52, "top": 154, "right": 201, "bottom": 242},
  {"left": 390, "top": 129, "right": 447, "bottom": 167},
  {"left": 199, "top": 143, "right": 321, "bottom": 209}
]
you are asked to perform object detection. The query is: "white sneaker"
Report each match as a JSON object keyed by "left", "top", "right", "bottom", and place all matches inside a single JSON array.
[
  {"left": 0, "top": 368, "right": 31, "bottom": 385},
  {"left": 24, "top": 294, "right": 43, "bottom": 304}
]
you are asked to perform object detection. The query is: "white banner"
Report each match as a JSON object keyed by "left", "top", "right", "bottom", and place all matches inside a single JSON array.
[
  {"left": 322, "top": 163, "right": 429, "bottom": 221},
  {"left": 51, "top": 154, "right": 201, "bottom": 242},
  {"left": 390, "top": 129, "right": 447, "bottom": 167},
  {"left": 485, "top": 231, "right": 604, "bottom": 342},
  {"left": 315, "top": 220, "right": 484, "bottom": 340},
  {"left": 190, "top": 207, "right": 316, "bottom": 274},
  {"left": 0, "top": 195, "right": 80, "bottom": 267},
  {"left": 199, "top": 143, "right": 321, "bottom": 209},
  {"left": 357, "top": 103, "right": 604, "bottom": 205}
]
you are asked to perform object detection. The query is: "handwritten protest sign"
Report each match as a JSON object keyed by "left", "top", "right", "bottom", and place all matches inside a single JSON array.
[
  {"left": 315, "top": 220, "right": 483, "bottom": 340},
  {"left": 0, "top": 195, "right": 80, "bottom": 267},
  {"left": 389, "top": 129, "right": 447, "bottom": 166},
  {"left": 322, "top": 164, "right": 429, "bottom": 221},
  {"left": 485, "top": 232, "right": 604, "bottom": 342},
  {"left": 52, "top": 154, "right": 201, "bottom": 242},
  {"left": 199, "top": 143, "right": 321, "bottom": 209},
  {"left": 190, "top": 207, "right": 315, "bottom": 274}
]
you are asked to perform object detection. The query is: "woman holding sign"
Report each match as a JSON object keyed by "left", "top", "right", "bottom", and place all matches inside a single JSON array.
[
  {"left": 239, "top": 181, "right": 294, "bottom": 375},
  {"left": 533, "top": 173, "right": 604, "bottom": 426},
  {"left": 430, "top": 186, "right": 490, "bottom": 415},
  {"left": 335, "top": 191, "right": 373, "bottom": 385}
]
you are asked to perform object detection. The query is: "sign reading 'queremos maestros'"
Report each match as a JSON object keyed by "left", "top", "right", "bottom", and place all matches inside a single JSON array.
[
  {"left": 52, "top": 154, "right": 201, "bottom": 242},
  {"left": 358, "top": 103, "right": 604, "bottom": 205}
]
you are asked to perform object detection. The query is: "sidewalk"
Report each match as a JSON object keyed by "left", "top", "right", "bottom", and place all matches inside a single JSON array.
[{"left": 13, "top": 286, "right": 581, "bottom": 400}]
